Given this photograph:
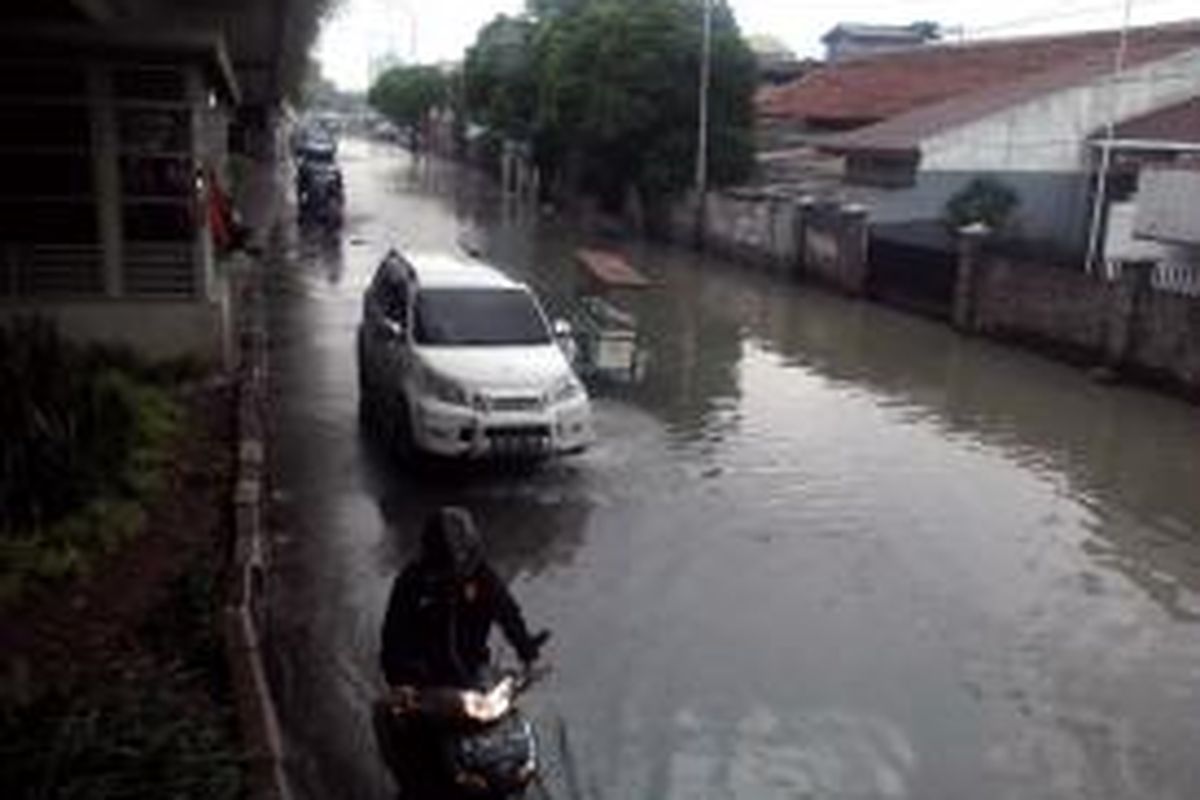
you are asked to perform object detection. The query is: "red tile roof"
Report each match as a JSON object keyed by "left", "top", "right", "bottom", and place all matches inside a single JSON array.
[
  {"left": 816, "top": 42, "right": 1199, "bottom": 156},
  {"left": 1107, "top": 97, "right": 1200, "bottom": 144},
  {"left": 758, "top": 21, "right": 1200, "bottom": 127}
]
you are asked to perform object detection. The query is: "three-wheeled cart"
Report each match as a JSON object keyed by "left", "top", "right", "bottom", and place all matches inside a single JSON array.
[{"left": 569, "top": 248, "right": 653, "bottom": 380}]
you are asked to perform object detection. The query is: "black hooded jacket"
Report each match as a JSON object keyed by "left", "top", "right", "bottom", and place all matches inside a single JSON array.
[{"left": 380, "top": 508, "right": 540, "bottom": 687}]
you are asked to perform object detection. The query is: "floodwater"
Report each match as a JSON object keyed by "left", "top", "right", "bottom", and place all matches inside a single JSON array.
[{"left": 264, "top": 140, "right": 1200, "bottom": 800}]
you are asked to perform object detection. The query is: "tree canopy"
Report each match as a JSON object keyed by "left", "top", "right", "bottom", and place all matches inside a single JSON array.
[
  {"left": 463, "top": 15, "right": 539, "bottom": 141},
  {"left": 367, "top": 65, "right": 448, "bottom": 141},
  {"left": 465, "top": 0, "right": 756, "bottom": 209}
]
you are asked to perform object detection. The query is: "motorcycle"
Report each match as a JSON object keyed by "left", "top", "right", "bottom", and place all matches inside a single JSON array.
[
  {"left": 297, "top": 164, "right": 344, "bottom": 230},
  {"left": 375, "top": 665, "right": 547, "bottom": 798}
]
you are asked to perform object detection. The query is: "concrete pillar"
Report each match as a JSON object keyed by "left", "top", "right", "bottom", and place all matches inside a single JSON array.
[
  {"left": 89, "top": 62, "right": 122, "bottom": 298},
  {"left": 186, "top": 66, "right": 213, "bottom": 301},
  {"left": 693, "top": 189, "right": 709, "bottom": 251},
  {"left": 767, "top": 195, "right": 795, "bottom": 275},
  {"left": 794, "top": 195, "right": 816, "bottom": 278},
  {"left": 500, "top": 141, "right": 513, "bottom": 195},
  {"left": 1105, "top": 259, "right": 1154, "bottom": 368},
  {"left": 953, "top": 222, "right": 991, "bottom": 332},
  {"left": 837, "top": 203, "right": 869, "bottom": 296},
  {"left": 770, "top": 198, "right": 790, "bottom": 276}
]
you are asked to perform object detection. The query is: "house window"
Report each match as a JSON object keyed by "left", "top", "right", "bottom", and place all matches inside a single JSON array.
[
  {"left": 113, "top": 66, "right": 186, "bottom": 102},
  {"left": 0, "top": 59, "right": 206, "bottom": 301},
  {"left": 0, "top": 62, "right": 103, "bottom": 297},
  {"left": 115, "top": 67, "right": 198, "bottom": 298},
  {"left": 845, "top": 153, "right": 918, "bottom": 188}
]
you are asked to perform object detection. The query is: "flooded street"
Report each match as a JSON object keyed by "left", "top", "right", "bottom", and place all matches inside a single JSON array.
[{"left": 265, "top": 141, "right": 1200, "bottom": 800}]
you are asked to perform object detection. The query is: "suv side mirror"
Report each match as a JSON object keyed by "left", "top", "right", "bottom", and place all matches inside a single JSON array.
[{"left": 553, "top": 319, "right": 577, "bottom": 363}]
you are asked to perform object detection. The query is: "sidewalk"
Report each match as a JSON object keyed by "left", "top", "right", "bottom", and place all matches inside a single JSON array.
[{"left": 224, "top": 151, "right": 293, "bottom": 800}]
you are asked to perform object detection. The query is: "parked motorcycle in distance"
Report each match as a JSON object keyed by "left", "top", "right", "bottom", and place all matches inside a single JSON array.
[{"left": 374, "top": 664, "right": 548, "bottom": 799}]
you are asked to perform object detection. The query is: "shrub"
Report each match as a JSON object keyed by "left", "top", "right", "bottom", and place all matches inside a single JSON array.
[
  {"left": 0, "top": 318, "right": 180, "bottom": 600},
  {"left": 0, "top": 676, "right": 244, "bottom": 800},
  {"left": 943, "top": 177, "right": 1020, "bottom": 232}
]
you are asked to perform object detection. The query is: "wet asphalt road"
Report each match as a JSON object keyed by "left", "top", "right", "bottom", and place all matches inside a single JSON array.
[{"left": 264, "top": 140, "right": 1200, "bottom": 800}]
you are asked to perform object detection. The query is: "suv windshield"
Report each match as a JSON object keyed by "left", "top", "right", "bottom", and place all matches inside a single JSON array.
[{"left": 414, "top": 288, "right": 551, "bottom": 346}]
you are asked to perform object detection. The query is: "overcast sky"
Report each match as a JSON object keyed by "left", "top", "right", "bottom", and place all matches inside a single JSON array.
[{"left": 316, "top": 0, "right": 1199, "bottom": 90}]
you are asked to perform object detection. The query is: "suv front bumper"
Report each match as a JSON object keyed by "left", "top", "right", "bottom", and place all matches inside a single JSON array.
[{"left": 410, "top": 396, "right": 593, "bottom": 458}]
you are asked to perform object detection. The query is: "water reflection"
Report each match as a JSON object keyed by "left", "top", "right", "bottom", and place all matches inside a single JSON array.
[
  {"left": 472, "top": 202, "right": 1200, "bottom": 622},
  {"left": 358, "top": 429, "right": 595, "bottom": 582}
]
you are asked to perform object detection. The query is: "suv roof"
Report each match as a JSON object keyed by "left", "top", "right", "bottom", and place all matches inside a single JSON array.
[{"left": 381, "top": 250, "right": 524, "bottom": 291}]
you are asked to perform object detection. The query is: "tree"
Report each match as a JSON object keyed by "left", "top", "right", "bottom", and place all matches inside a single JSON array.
[
  {"left": 464, "top": 0, "right": 756, "bottom": 211},
  {"left": 368, "top": 66, "right": 448, "bottom": 149},
  {"left": 463, "top": 15, "right": 539, "bottom": 141},
  {"left": 745, "top": 34, "right": 796, "bottom": 62}
]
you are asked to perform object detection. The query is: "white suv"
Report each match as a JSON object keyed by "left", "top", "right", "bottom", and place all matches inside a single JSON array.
[{"left": 357, "top": 250, "right": 593, "bottom": 458}]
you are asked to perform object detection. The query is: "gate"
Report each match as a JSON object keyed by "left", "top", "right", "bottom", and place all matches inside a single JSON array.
[{"left": 867, "top": 222, "right": 958, "bottom": 318}]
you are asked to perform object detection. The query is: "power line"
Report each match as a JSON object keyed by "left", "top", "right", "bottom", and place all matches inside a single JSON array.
[{"left": 962, "top": 0, "right": 1182, "bottom": 37}]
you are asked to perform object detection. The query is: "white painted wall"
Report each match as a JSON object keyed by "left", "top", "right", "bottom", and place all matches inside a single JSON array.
[
  {"left": 922, "top": 47, "right": 1200, "bottom": 172},
  {"left": 1105, "top": 199, "right": 1200, "bottom": 295},
  {"left": 1107, "top": 201, "right": 1170, "bottom": 260},
  {"left": 1136, "top": 168, "right": 1200, "bottom": 245},
  {"left": 841, "top": 169, "right": 1092, "bottom": 250}
]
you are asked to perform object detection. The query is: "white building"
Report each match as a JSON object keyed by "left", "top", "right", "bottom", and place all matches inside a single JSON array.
[
  {"left": 0, "top": 0, "right": 325, "bottom": 365},
  {"left": 760, "top": 21, "right": 1200, "bottom": 258},
  {"left": 0, "top": 26, "right": 239, "bottom": 363},
  {"left": 821, "top": 23, "right": 941, "bottom": 63}
]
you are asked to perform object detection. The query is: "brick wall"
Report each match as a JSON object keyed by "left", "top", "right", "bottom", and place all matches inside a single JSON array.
[
  {"left": 968, "top": 252, "right": 1200, "bottom": 398},
  {"left": 973, "top": 258, "right": 1110, "bottom": 356},
  {"left": 802, "top": 204, "right": 848, "bottom": 288},
  {"left": 1131, "top": 289, "right": 1200, "bottom": 391},
  {"left": 663, "top": 191, "right": 868, "bottom": 291},
  {"left": 701, "top": 190, "right": 795, "bottom": 270}
]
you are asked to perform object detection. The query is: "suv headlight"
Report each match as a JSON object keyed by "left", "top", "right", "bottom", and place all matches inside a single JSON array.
[
  {"left": 547, "top": 374, "right": 584, "bottom": 405},
  {"left": 419, "top": 365, "right": 471, "bottom": 407}
]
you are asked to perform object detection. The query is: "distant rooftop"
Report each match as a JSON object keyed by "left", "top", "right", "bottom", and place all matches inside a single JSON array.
[
  {"left": 822, "top": 22, "right": 941, "bottom": 45},
  {"left": 1105, "top": 97, "right": 1200, "bottom": 145},
  {"left": 761, "top": 20, "right": 1200, "bottom": 130}
]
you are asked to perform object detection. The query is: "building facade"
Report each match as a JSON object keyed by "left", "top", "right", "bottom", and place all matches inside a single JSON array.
[{"left": 0, "top": 28, "right": 239, "bottom": 363}]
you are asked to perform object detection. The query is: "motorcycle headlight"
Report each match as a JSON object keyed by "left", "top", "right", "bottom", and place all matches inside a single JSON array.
[
  {"left": 461, "top": 677, "right": 514, "bottom": 722},
  {"left": 547, "top": 374, "right": 584, "bottom": 405},
  {"left": 421, "top": 366, "right": 471, "bottom": 407}
]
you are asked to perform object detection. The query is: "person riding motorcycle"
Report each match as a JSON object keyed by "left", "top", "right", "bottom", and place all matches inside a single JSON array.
[
  {"left": 296, "top": 161, "right": 343, "bottom": 223},
  {"left": 380, "top": 506, "right": 549, "bottom": 690},
  {"left": 376, "top": 507, "right": 549, "bottom": 794}
]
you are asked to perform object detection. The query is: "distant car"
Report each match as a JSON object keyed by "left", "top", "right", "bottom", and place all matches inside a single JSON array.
[
  {"left": 371, "top": 121, "right": 401, "bottom": 143},
  {"left": 357, "top": 250, "right": 593, "bottom": 459}
]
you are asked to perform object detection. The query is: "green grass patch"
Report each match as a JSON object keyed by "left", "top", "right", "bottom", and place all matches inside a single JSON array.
[{"left": 0, "top": 318, "right": 185, "bottom": 606}]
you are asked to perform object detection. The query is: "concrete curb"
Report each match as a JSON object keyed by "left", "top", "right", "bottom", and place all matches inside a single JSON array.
[{"left": 224, "top": 242, "right": 293, "bottom": 800}]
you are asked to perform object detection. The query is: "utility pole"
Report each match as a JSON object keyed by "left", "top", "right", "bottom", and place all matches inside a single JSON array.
[
  {"left": 1083, "top": 0, "right": 1134, "bottom": 275},
  {"left": 390, "top": 0, "right": 418, "bottom": 62},
  {"left": 693, "top": 0, "right": 713, "bottom": 245}
]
